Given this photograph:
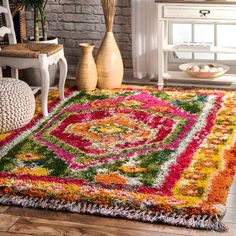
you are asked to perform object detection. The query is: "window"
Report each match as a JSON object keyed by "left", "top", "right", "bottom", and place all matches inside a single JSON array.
[{"left": 169, "top": 22, "right": 236, "bottom": 65}]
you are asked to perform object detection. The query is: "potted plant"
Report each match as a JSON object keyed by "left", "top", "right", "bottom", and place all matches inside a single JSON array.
[
  {"left": 20, "top": 0, "right": 58, "bottom": 85},
  {"left": 20, "top": 0, "right": 55, "bottom": 42}
]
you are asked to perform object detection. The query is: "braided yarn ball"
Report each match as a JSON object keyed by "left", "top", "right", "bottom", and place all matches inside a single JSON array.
[{"left": 0, "top": 78, "right": 35, "bottom": 133}]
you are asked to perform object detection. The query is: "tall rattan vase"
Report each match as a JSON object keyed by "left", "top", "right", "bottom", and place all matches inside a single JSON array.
[{"left": 96, "top": 0, "right": 124, "bottom": 89}]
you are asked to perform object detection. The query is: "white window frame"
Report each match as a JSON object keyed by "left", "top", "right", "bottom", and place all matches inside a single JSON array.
[{"left": 168, "top": 22, "right": 236, "bottom": 67}]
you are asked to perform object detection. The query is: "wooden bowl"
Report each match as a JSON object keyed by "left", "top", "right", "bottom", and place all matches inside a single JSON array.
[{"left": 179, "top": 63, "right": 229, "bottom": 78}]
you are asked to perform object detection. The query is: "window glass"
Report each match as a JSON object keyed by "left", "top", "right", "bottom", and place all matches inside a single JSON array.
[
  {"left": 217, "top": 25, "right": 236, "bottom": 60},
  {"left": 170, "top": 23, "right": 236, "bottom": 64},
  {"left": 194, "top": 24, "right": 214, "bottom": 60},
  {"left": 172, "top": 23, "right": 192, "bottom": 59}
]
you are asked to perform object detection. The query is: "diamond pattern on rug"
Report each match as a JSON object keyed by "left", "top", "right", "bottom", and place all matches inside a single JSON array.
[{"left": 0, "top": 87, "right": 235, "bottom": 232}]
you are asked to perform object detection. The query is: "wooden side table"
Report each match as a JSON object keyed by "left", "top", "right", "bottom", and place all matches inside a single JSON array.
[{"left": 156, "top": 0, "right": 236, "bottom": 88}]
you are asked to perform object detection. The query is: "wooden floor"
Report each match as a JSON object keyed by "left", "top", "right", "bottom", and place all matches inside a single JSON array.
[{"left": 0, "top": 177, "right": 234, "bottom": 236}]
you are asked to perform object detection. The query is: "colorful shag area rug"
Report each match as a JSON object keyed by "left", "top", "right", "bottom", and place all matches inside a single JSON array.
[{"left": 0, "top": 86, "right": 235, "bottom": 232}]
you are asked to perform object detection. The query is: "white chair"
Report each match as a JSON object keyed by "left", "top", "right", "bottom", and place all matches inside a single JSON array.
[{"left": 0, "top": 0, "right": 68, "bottom": 117}]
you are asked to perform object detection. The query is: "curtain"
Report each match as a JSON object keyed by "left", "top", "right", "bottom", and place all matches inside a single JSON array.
[{"left": 131, "top": 0, "right": 159, "bottom": 80}]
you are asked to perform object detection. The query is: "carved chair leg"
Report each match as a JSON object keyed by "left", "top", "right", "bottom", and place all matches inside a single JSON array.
[
  {"left": 0, "top": 67, "right": 2, "bottom": 78},
  {"left": 58, "top": 56, "right": 68, "bottom": 101},
  {"left": 11, "top": 68, "right": 19, "bottom": 79},
  {"left": 39, "top": 55, "right": 50, "bottom": 117}
]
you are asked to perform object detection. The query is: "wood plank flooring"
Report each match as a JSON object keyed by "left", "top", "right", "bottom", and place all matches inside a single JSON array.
[{"left": 0, "top": 178, "right": 234, "bottom": 236}]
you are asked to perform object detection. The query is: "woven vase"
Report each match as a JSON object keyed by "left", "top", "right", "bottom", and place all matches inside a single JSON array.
[
  {"left": 96, "top": 1, "right": 124, "bottom": 89},
  {"left": 76, "top": 43, "right": 98, "bottom": 91}
]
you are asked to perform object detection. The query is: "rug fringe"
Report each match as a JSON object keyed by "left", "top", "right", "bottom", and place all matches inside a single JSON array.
[{"left": 0, "top": 194, "right": 228, "bottom": 232}]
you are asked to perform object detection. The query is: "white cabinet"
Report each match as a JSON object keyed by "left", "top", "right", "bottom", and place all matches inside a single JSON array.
[
  {"left": 163, "top": 5, "right": 236, "bottom": 20},
  {"left": 157, "top": 2, "right": 236, "bottom": 88}
]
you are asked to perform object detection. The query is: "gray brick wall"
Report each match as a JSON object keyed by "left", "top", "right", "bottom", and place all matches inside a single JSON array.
[{"left": 26, "top": 0, "right": 133, "bottom": 79}]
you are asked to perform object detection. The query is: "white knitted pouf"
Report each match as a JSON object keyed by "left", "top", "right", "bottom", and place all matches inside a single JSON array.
[{"left": 0, "top": 78, "right": 35, "bottom": 133}]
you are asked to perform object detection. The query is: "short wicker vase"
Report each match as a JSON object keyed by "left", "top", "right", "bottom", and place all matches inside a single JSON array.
[
  {"left": 76, "top": 43, "right": 98, "bottom": 91},
  {"left": 96, "top": 0, "right": 124, "bottom": 89}
]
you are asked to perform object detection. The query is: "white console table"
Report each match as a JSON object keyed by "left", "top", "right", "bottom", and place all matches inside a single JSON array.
[{"left": 156, "top": 0, "right": 236, "bottom": 88}]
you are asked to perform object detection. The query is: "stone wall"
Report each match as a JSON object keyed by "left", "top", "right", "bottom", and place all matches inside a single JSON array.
[{"left": 26, "top": 0, "right": 133, "bottom": 78}]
